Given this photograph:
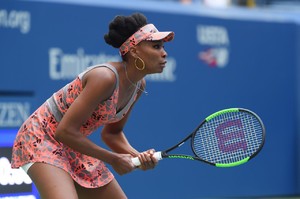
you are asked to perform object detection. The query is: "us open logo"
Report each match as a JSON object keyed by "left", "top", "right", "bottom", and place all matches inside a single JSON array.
[{"left": 197, "top": 25, "right": 230, "bottom": 68}]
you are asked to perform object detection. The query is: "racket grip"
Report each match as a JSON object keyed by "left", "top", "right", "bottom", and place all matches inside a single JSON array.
[{"left": 131, "top": 151, "right": 162, "bottom": 167}]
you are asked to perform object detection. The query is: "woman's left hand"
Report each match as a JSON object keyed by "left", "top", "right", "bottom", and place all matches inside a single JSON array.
[{"left": 136, "top": 149, "right": 158, "bottom": 170}]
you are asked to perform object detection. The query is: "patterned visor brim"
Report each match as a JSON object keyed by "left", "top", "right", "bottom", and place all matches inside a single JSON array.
[{"left": 119, "top": 24, "right": 174, "bottom": 56}]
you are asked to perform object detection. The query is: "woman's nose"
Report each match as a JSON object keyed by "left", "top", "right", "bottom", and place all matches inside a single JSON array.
[{"left": 162, "top": 48, "right": 167, "bottom": 58}]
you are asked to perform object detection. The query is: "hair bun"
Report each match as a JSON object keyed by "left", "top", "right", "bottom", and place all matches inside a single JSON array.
[{"left": 104, "top": 13, "right": 148, "bottom": 49}]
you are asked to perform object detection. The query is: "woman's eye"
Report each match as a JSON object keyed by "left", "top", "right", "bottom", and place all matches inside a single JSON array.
[{"left": 153, "top": 44, "right": 163, "bottom": 49}]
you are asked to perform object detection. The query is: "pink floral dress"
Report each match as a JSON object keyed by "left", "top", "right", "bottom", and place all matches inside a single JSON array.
[{"left": 11, "top": 63, "right": 140, "bottom": 188}]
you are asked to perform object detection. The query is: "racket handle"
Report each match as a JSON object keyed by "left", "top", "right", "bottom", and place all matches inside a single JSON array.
[{"left": 131, "top": 151, "right": 162, "bottom": 167}]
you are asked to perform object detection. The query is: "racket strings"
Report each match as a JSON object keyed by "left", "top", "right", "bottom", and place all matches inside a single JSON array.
[{"left": 193, "top": 112, "right": 264, "bottom": 164}]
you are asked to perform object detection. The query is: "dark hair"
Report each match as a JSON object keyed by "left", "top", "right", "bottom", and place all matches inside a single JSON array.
[{"left": 104, "top": 13, "right": 148, "bottom": 49}]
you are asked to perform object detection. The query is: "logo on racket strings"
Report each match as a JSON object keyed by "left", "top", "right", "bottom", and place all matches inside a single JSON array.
[{"left": 215, "top": 119, "right": 247, "bottom": 153}]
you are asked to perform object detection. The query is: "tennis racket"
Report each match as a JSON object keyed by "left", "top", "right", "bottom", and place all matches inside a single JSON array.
[{"left": 132, "top": 108, "right": 265, "bottom": 168}]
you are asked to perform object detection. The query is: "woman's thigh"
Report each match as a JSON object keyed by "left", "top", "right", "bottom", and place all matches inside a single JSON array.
[
  {"left": 27, "top": 162, "right": 78, "bottom": 199},
  {"left": 75, "top": 178, "right": 127, "bottom": 199}
]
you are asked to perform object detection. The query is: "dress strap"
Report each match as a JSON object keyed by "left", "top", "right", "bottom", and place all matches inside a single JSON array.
[{"left": 78, "top": 63, "right": 119, "bottom": 88}]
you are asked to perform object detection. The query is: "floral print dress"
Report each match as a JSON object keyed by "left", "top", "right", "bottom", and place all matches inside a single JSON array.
[{"left": 11, "top": 63, "right": 140, "bottom": 188}]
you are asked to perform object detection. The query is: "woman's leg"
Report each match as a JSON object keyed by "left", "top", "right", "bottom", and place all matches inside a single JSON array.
[
  {"left": 27, "top": 162, "right": 78, "bottom": 199},
  {"left": 75, "top": 178, "right": 127, "bottom": 199}
]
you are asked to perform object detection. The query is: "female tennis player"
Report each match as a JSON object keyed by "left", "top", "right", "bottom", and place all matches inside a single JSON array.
[{"left": 11, "top": 12, "right": 174, "bottom": 199}]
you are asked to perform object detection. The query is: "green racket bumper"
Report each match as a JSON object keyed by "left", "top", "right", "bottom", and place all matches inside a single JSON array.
[
  {"left": 215, "top": 157, "right": 250, "bottom": 167},
  {"left": 205, "top": 108, "right": 239, "bottom": 122}
]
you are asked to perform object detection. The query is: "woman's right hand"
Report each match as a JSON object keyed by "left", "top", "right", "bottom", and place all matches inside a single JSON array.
[{"left": 110, "top": 153, "right": 136, "bottom": 175}]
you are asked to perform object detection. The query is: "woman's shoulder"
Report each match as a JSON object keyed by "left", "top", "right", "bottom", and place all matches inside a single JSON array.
[{"left": 81, "top": 63, "right": 119, "bottom": 90}]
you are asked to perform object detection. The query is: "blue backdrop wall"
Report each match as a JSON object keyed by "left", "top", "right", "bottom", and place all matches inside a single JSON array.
[{"left": 0, "top": 0, "right": 299, "bottom": 198}]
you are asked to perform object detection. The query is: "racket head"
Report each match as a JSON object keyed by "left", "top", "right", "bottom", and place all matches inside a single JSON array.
[{"left": 191, "top": 108, "right": 265, "bottom": 167}]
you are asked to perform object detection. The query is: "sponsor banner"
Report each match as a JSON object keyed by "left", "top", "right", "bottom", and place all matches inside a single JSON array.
[
  {"left": 0, "top": 147, "right": 32, "bottom": 194},
  {"left": 48, "top": 47, "right": 177, "bottom": 82},
  {"left": 0, "top": 9, "right": 31, "bottom": 34},
  {"left": 0, "top": 102, "right": 30, "bottom": 128},
  {"left": 0, "top": 133, "right": 37, "bottom": 198},
  {"left": 0, "top": 96, "right": 34, "bottom": 128}
]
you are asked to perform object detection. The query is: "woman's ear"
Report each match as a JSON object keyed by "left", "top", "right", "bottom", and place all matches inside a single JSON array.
[{"left": 129, "top": 47, "right": 138, "bottom": 59}]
